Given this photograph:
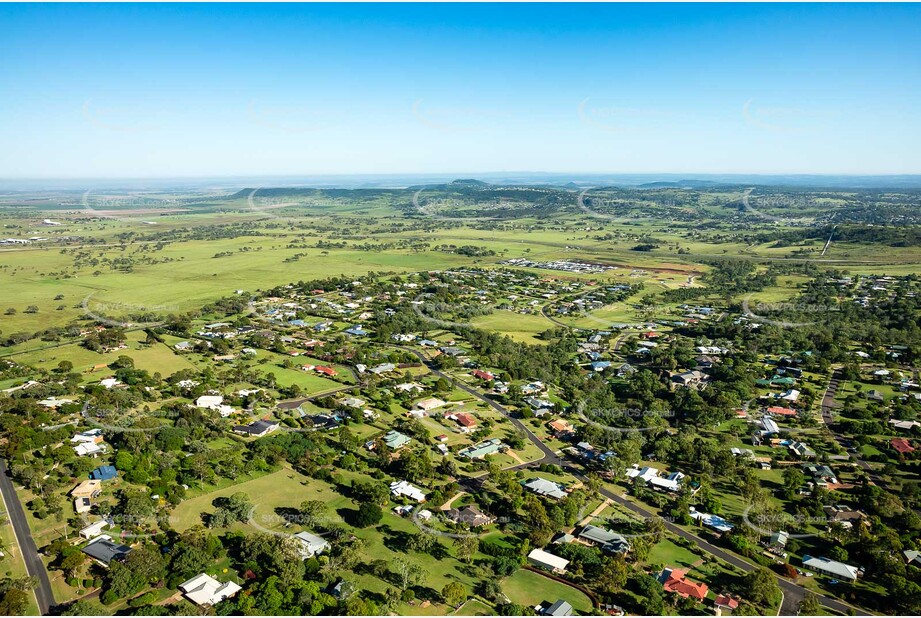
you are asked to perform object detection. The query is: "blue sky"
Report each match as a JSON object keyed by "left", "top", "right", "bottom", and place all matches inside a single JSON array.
[{"left": 1, "top": 3, "right": 919, "bottom": 178}]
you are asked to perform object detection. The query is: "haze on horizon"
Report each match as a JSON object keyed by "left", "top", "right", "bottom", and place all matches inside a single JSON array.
[{"left": 1, "top": 3, "right": 919, "bottom": 179}]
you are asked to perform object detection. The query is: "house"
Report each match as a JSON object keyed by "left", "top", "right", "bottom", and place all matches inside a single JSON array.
[
  {"left": 766, "top": 406, "right": 797, "bottom": 417},
  {"left": 544, "top": 600, "right": 574, "bottom": 616},
  {"left": 82, "top": 537, "right": 132, "bottom": 567},
  {"left": 74, "top": 497, "right": 92, "bottom": 514},
  {"left": 340, "top": 397, "right": 366, "bottom": 409},
  {"left": 730, "top": 447, "right": 754, "bottom": 458},
  {"left": 672, "top": 370, "right": 705, "bottom": 386},
  {"left": 179, "top": 573, "right": 242, "bottom": 606},
  {"left": 892, "top": 438, "right": 915, "bottom": 454},
  {"left": 381, "top": 430, "right": 411, "bottom": 450},
  {"left": 453, "top": 412, "right": 478, "bottom": 431},
  {"left": 578, "top": 525, "right": 630, "bottom": 554},
  {"left": 625, "top": 465, "right": 685, "bottom": 493},
  {"left": 524, "top": 397, "right": 554, "bottom": 413},
  {"left": 805, "top": 464, "right": 838, "bottom": 486},
  {"left": 458, "top": 438, "right": 505, "bottom": 460},
  {"left": 369, "top": 363, "right": 396, "bottom": 375},
  {"left": 233, "top": 420, "right": 279, "bottom": 437},
  {"left": 293, "top": 531, "right": 330, "bottom": 558},
  {"left": 659, "top": 568, "right": 708, "bottom": 601},
  {"left": 759, "top": 418, "right": 780, "bottom": 435},
  {"left": 390, "top": 480, "right": 427, "bottom": 503},
  {"left": 306, "top": 414, "right": 341, "bottom": 431},
  {"left": 527, "top": 548, "right": 569, "bottom": 574},
  {"left": 315, "top": 365, "right": 337, "bottom": 377},
  {"left": 445, "top": 505, "right": 494, "bottom": 528},
  {"left": 79, "top": 521, "right": 108, "bottom": 540},
  {"left": 802, "top": 555, "right": 860, "bottom": 581},
  {"left": 70, "top": 479, "right": 102, "bottom": 500},
  {"left": 903, "top": 550, "right": 921, "bottom": 565},
  {"left": 689, "top": 508, "right": 733, "bottom": 533},
  {"left": 471, "top": 369, "right": 495, "bottom": 381},
  {"left": 548, "top": 419, "right": 575, "bottom": 437},
  {"left": 822, "top": 505, "right": 866, "bottom": 526},
  {"left": 90, "top": 465, "right": 117, "bottom": 481},
  {"left": 769, "top": 530, "right": 789, "bottom": 550},
  {"left": 714, "top": 594, "right": 740, "bottom": 614},
  {"left": 74, "top": 441, "right": 106, "bottom": 457},
  {"left": 890, "top": 419, "right": 921, "bottom": 431},
  {"left": 867, "top": 389, "right": 885, "bottom": 402},
  {"left": 789, "top": 441, "right": 817, "bottom": 459},
  {"left": 414, "top": 397, "right": 446, "bottom": 412},
  {"left": 524, "top": 477, "right": 567, "bottom": 500}
]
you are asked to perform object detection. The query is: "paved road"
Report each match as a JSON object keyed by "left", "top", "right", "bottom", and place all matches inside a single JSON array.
[
  {"left": 398, "top": 346, "right": 865, "bottom": 616},
  {"left": 0, "top": 459, "right": 54, "bottom": 615}
]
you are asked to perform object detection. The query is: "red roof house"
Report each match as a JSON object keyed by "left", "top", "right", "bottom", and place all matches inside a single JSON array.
[
  {"left": 660, "top": 568, "right": 708, "bottom": 601},
  {"left": 471, "top": 370, "right": 495, "bottom": 381},
  {"left": 455, "top": 413, "right": 478, "bottom": 430},
  {"left": 315, "top": 365, "right": 337, "bottom": 377},
  {"left": 766, "top": 406, "right": 797, "bottom": 416},
  {"left": 714, "top": 594, "right": 739, "bottom": 611},
  {"left": 892, "top": 438, "right": 915, "bottom": 454}
]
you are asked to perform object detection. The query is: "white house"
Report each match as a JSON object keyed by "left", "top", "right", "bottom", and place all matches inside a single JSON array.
[
  {"left": 527, "top": 548, "right": 569, "bottom": 574},
  {"left": 293, "top": 532, "right": 330, "bottom": 559},
  {"left": 802, "top": 556, "right": 860, "bottom": 581},
  {"left": 390, "top": 480, "right": 427, "bottom": 503},
  {"left": 414, "top": 397, "right": 446, "bottom": 412},
  {"left": 79, "top": 520, "right": 109, "bottom": 540},
  {"left": 179, "top": 573, "right": 242, "bottom": 606}
]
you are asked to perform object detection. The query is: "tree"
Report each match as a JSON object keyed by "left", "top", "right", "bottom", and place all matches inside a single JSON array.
[
  {"left": 797, "top": 592, "right": 822, "bottom": 616},
  {"left": 453, "top": 535, "right": 479, "bottom": 563},
  {"left": 739, "top": 568, "right": 781, "bottom": 610},
  {"left": 353, "top": 502, "right": 383, "bottom": 528},
  {"left": 598, "top": 556, "right": 629, "bottom": 595},
  {"left": 442, "top": 581, "right": 467, "bottom": 607},
  {"left": 393, "top": 557, "right": 425, "bottom": 592},
  {"left": 299, "top": 499, "right": 327, "bottom": 528},
  {"left": 783, "top": 467, "right": 806, "bottom": 494}
]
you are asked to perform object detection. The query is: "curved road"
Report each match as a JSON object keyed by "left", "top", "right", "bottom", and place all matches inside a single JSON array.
[
  {"left": 0, "top": 459, "right": 54, "bottom": 615},
  {"left": 397, "top": 346, "right": 866, "bottom": 616}
]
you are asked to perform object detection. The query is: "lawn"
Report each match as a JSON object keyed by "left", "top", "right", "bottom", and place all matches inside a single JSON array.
[
  {"left": 170, "top": 465, "right": 346, "bottom": 532},
  {"left": 469, "top": 310, "right": 553, "bottom": 344},
  {"left": 501, "top": 569, "right": 593, "bottom": 614}
]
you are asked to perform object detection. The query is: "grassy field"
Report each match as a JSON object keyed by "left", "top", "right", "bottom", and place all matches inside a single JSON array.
[
  {"left": 469, "top": 311, "right": 553, "bottom": 344},
  {"left": 501, "top": 569, "right": 593, "bottom": 614}
]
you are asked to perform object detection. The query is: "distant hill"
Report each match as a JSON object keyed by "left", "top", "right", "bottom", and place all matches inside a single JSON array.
[{"left": 637, "top": 179, "right": 727, "bottom": 189}]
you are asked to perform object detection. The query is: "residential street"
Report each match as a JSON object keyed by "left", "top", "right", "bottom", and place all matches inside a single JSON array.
[
  {"left": 0, "top": 458, "right": 55, "bottom": 615},
  {"left": 399, "top": 346, "right": 866, "bottom": 616}
]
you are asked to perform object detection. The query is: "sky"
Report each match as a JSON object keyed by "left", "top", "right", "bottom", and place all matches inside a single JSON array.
[{"left": 1, "top": 2, "right": 919, "bottom": 179}]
